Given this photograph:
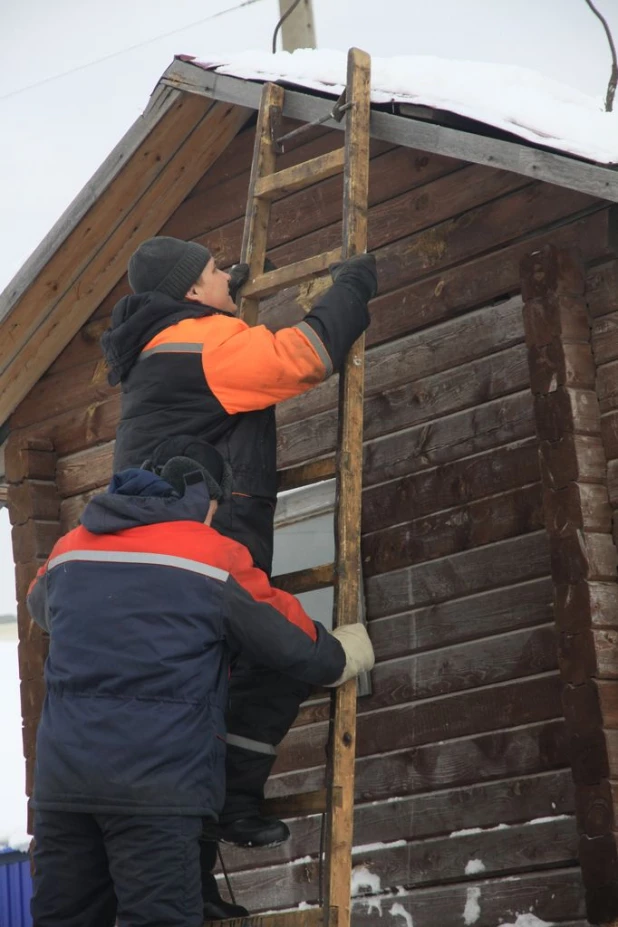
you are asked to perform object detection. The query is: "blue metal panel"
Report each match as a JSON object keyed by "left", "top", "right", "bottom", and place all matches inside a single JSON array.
[{"left": 0, "top": 850, "right": 32, "bottom": 927}]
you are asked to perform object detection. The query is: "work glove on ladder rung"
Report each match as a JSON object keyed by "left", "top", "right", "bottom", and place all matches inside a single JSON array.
[{"left": 326, "top": 623, "right": 375, "bottom": 686}]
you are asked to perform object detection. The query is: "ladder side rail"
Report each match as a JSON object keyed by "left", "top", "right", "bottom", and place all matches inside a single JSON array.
[{"left": 324, "top": 48, "right": 372, "bottom": 927}]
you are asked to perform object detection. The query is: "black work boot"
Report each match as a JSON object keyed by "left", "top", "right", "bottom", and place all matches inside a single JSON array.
[
  {"left": 202, "top": 870, "right": 249, "bottom": 922},
  {"left": 217, "top": 814, "right": 290, "bottom": 848}
]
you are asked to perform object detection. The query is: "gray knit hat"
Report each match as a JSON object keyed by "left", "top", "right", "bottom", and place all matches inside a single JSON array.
[{"left": 128, "top": 236, "right": 212, "bottom": 299}]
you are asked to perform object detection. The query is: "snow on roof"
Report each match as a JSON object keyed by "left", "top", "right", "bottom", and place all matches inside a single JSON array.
[{"left": 191, "top": 48, "right": 618, "bottom": 165}]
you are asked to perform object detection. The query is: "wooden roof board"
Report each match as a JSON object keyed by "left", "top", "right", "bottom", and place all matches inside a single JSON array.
[{"left": 2, "top": 54, "right": 618, "bottom": 432}]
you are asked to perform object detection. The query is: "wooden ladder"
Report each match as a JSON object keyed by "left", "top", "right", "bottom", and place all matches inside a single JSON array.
[{"left": 208, "top": 47, "right": 371, "bottom": 927}]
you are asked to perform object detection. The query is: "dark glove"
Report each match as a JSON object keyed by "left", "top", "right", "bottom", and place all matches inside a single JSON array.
[
  {"left": 329, "top": 253, "right": 378, "bottom": 301},
  {"left": 228, "top": 258, "right": 278, "bottom": 301},
  {"left": 228, "top": 263, "right": 250, "bottom": 302}
]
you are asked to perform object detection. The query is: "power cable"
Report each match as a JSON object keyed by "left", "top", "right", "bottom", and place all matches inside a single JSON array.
[
  {"left": 271, "top": 0, "right": 303, "bottom": 52},
  {"left": 0, "top": 0, "right": 266, "bottom": 104}
]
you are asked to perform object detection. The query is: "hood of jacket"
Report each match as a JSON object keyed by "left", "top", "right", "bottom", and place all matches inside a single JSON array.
[
  {"left": 100, "top": 291, "right": 222, "bottom": 386},
  {"left": 80, "top": 468, "right": 211, "bottom": 534}
]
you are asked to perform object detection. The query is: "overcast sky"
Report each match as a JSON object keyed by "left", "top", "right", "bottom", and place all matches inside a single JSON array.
[{"left": 1, "top": 0, "right": 617, "bottom": 612}]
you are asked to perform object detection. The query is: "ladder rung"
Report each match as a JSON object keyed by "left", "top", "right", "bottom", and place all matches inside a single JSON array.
[
  {"left": 262, "top": 788, "right": 328, "bottom": 817},
  {"left": 254, "top": 148, "right": 346, "bottom": 201},
  {"left": 278, "top": 458, "right": 336, "bottom": 492},
  {"left": 273, "top": 563, "right": 335, "bottom": 595},
  {"left": 205, "top": 908, "right": 337, "bottom": 926},
  {"left": 243, "top": 249, "right": 342, "bottom": 299}
]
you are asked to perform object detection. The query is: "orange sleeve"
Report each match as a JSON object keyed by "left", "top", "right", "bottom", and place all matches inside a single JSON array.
[{"left": 201, "top": 317, "right": 331, "bottom": 414}]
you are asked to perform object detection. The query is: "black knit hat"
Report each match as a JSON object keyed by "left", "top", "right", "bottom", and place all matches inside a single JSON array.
[
  {"left": 128, "top": 237, "right": 212, "bottom": 299},
  {"left": 142, "top": 436, "right": 230, "bottom": 502}
]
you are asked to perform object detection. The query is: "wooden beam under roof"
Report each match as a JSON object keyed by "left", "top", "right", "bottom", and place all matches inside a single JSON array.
[{"left": 161, "top": 57, "right": 618, "bottom": 205}]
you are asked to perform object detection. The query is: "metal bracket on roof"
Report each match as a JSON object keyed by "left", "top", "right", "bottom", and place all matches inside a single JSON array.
[{"left": 273, "top": 88, "right": 352, "bottom": 153}]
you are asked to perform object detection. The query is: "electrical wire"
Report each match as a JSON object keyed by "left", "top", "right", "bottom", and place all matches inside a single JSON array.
[
  {"left": 0, "top": 0, "right": 266, "bottom": 104},
  {"left": 271, "top": 0, "right": 304, "bottom": 52}
]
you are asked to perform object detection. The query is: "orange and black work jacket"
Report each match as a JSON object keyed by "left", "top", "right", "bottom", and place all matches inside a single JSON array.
[
  {"left": 26, "top": 468, "right": 345, "bottom": 818},
  {"left": 102, "top": 276, "right": 371, "bottom": 572}
]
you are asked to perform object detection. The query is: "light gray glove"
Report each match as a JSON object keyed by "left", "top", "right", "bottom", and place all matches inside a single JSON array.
[{"left": 326, "top": 623, "right": 375, "bottom": 686}]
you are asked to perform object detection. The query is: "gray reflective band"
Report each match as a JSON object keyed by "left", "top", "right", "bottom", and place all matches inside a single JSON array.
[
  {"left": 139, "top": 343, "right": 204, "bottom": 360},
  {"left": 48, "top": 549, "right": 229, "bottom": 583},
  {"left": 295, "top": 321, "right": 333, "bottom": 377},
  {"left": 226, "top": 733, "right": 277, "bottom": 756}
]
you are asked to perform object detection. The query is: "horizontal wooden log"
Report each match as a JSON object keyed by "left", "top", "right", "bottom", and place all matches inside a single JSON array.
[
  {"left": 4, "top": 437, "right": 55, "bottom": 483},
  {"left": 278, "top": 342, "right": 530, "bottom": 470},
  {"left": 7, "top": 481, "right": 60, "bottom": 526},
  {"left": 554, "top": 581, "right": 618, "bottom": 633},
  {"left": 579, "top": 833, "right": 618, "bottom": 923},
  {"left": 278, "top": 458, "right": 336, "bottom": 492},
  {"left": 226, "top": 770, "right": 575, "bottom": 874},
  {"left": 543, "top": 483, "right": 612, "bottom": 537},
  {"left": 224, "top": 817, "right": 578, "bottom": 913},
  {"left": 534, "top": 387, "right": 602, "bottom": 442},
  {"left": 587, "top": 259, "right": 618, "bottom": 319},
  {"left": 275, "top": 673, "right": 563, "bottom": 775},
  {"left": 520, "top": 245, "right": 586, "bottom": 302},
  {"left": 550, "top": 531, "right": 618, "bottom": 584},
  {"left": 528, "top": 339, "right": 596, "bottom": 395},
  {"left": 602, "top": 411, "right": 618, "bottom": 461},
  {"left": 362, "top": 483, "right": 542, "bottom": 578},
  {"left": 56, "top": 444, "right": 113, "bottom": 498},
  {"left": 360, "top": 438, "right": 535, "bottom": 538},
  {"left": 577, "top": 779, "right": 617, "bottom": 837},
  {"left": 558, "top": 629, "right": 618, "bottom": 684},
  {"left": 278, "top": 295, "right": 525, "bottom": 429},
  {"left": 593, "top": 311, "right": 618, "bottom": 368},
  {"left": 345, "top": 869, "right": 586, "bottom": 927},
  {"left": 268, "top": 719, "right": 569, "bottom": 804},
  {"left": 598, "top": 359, "right": 618, "bottom": 415},
  {"left": 366, "top": 530, "right": 550, "bottom": 619},
  {"left": 540, "top": 434, "right": 607, "bottom": 490},
  {"left": 262, "top": 789, "right": 328, "bottom": 819},
  {"left": 368, "top": 576, "right": 553, "bottom": 661},
  {"left": 11, "top": 520, "right": 60, "bottom": 563}
]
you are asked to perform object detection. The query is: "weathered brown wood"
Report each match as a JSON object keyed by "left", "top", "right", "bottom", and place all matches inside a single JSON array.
[
  {"left": 11, "top": 520, "right": 61, "bottom": 564},
  {"left": 228, "top": 770, "right": 574, "bottom": 874},
  {"left": 4, "top": 436, "right": 55, "bottom": 483},
  {"left": 206, "top": 909, "right": 331, "bottom": 927},
  {"left": 56, "top": 444, "right": 113, "bottom": 498},
  {"left": 362, "top": 483, "right": 542, "bottom": 577},
  {"left": 268, "top": 718, "right": 569, "bottom": 804},
  {"left": 8, "top": 481, "right": 60, "bottom": 526},
  {"left": 367, "top": 530, "right": 550, "bottom": 619},
  {"left": 2, "top": 98, "right": 252, "bottom": 425},
  {"left": 362, "top": 438, "right": 538, "bottom": 534},
  {"left": 60, "top": 487, "right": 103, "bottom": 532},
  {"left": 244, "top": 249, "right": 342, "bottom": 300},
  {"left": 223, "top": 816, "right": 577, "bottom": 913},
  {"left": 275, "top": 672, "right": 562, "bottom": 775},
  {"left": 278, "top": 458, "right": 336, "bottom": 491},
  {"left": 278, "top": 342, "right": 530, "bottom": 470},
  {"left": 277, "top": 293, "right": 525, "bottom": 429},
  {"left": 554, "top": 581, "right": 618, "bottom": 632},
  {"left": 273, "top": 563, "right": 335, "bottom": 595},
  {"left": 239, "top": 82, "right": 285, "bottom": 326},
  {"left": 255, "top": 147, "right": 346, "bottom": 200},
  {"left": 594, "top": 311, "right": 618, "bottom": 368},
  {"left": 522, "top": 244, "right": 618, "bottom": 925},
  {"left": 368, "top": 576, "right": 553, "bottom": 661},
  {"left": 540, "top": 434, "right": 607, "bottom": 490},
  {"left": 324, "top": 48, "right": 371, "bottom": 927}
]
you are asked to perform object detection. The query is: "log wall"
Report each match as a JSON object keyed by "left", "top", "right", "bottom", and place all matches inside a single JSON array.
[{"left": 7, "top": 115, "right": 618, "bottom": 924}]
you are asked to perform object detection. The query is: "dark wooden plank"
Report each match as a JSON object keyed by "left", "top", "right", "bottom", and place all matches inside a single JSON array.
[
  {"left": 223, "top": 817, "right": 578, "bottom": 913},
  {"left": 273, "top": 563, "right": 335, "bottom": 595},
  {"left": 260, "top": 208, "right": 612, "bottom": 347},
  {"left": 243, "top": 248, "right": 342, "bottom": 300},
  {"left": 267, "top": 719, "right": 570, "bottom": 805},
  {"left": 277, "top": 342, "right": 530, "bottom": 470},
  {"left": 587, "top": 259, "right": 618, "bottom": 319},
  {"left": 8, "top": 481, "right": 60, "bottom": 526},
  {"left": 366, "top": 530, "right": 550, "bottom": 619},
  {"left": 225, "top": 770, "right": 574, "bottom": 873},
  {"left": 296, "top": 625, "right": 557, "bottom": 729},
  {"left": 593, "top": 310, "right": 618, "bottom": 366},
  {"left": 254, "top": 147, "right": 345, "bottom": 199},
  {"left": 597, "top": 359, "right": 618, "bottom": 414},
  {"left": 345, "top": 869, "right": 586, "bottom": 926},
  {"left": 277, "top": 294, "right": 525, "bottom": 429},
  {"left": 362, "top": 483, "right": 542, "bottom": 578},
  {"left": 56, "top": 443, "right": 113, "bottom": 498},
  {"left": 274, "top": 673, "right": 563, "bottom": 775},
  {"left": 11, "top": 520, "right": 61, "bottom": 563},
  {"left": 362, "top": 438, "right": 538, "bottom": 533},
  {"left": 13, "top": 357, "right": 115, "bottom": 430},
  {"left": 368, "top": 576, "right": 553, "bottom": 661}
]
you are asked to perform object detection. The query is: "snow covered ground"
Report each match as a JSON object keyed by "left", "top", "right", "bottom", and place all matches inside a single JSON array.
[
  {"left": 193, "top": 48, "right": 618, "bottom": 163},
  {"left": 0, "top": 628, "right": 30, "bottom": 852}
]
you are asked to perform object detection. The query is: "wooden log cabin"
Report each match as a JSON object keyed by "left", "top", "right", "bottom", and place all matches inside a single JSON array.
[{"left": 3, "top": 54, "right": 618, "bottom": 925}]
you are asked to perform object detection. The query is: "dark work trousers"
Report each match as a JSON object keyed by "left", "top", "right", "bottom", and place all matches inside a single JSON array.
[
  {"left": 31, "top": 810, "right": 203, "bottom": 927},
  {"left": 212, "top": 493, "right": 314, "bottom": 822}
]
